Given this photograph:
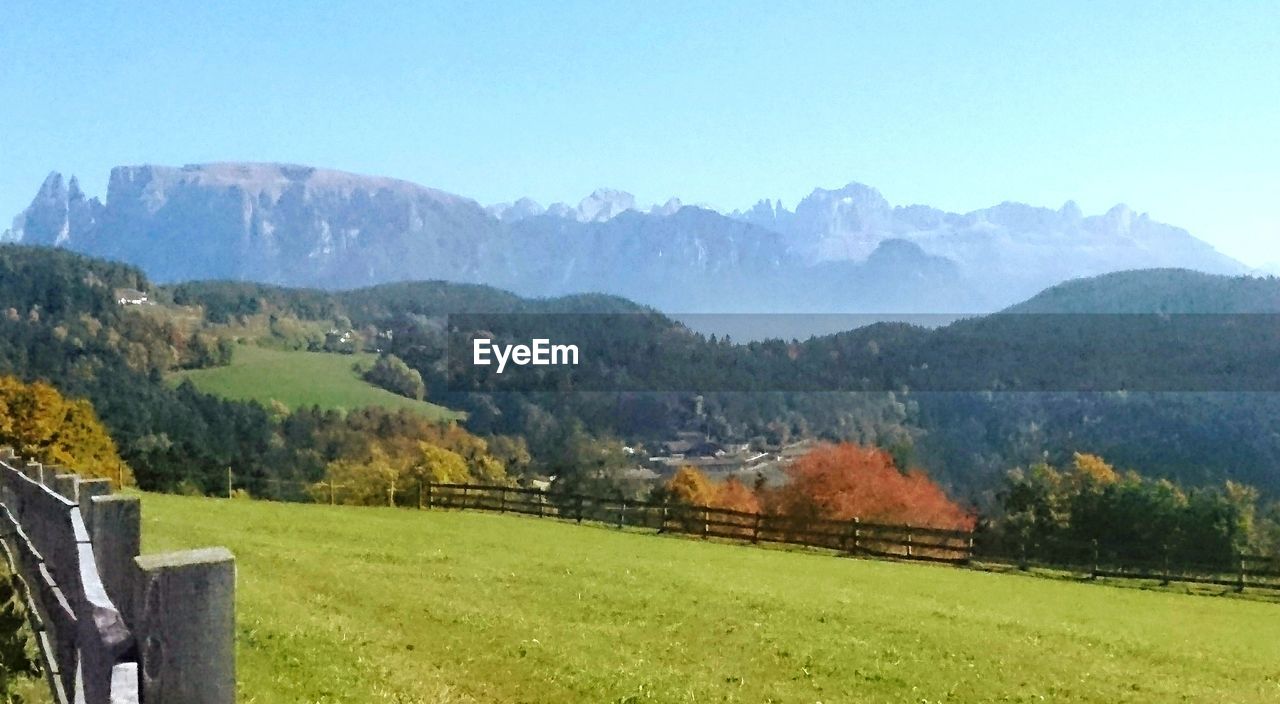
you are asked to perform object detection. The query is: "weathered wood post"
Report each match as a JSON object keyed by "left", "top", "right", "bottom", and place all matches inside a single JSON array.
[
  {"left": 702, "top": 507, "right": 710, "bottom": 537},
  {"left": 1238, "top": 555, "right": 1246, "bottom": 592},
  {"left": 329, "top": 481, "right": 336, "bottom": 506},
  {"left": 1161, "top": 544, "right": 1171, "bottom": 586},
  {"left": 575, "top": 494, "right": 584, "bottom": 524},
  {"left": 853, "top": 517, "right": 861, "bottom": 552},
  {"left": 905, "top": 525, "right": 914, "bottom": 558},
  {"left": 26, "top": 460, "right": 44, "bottom": 485},
  {"left": 53, "top": 473, "right": 79, "bottom": 502},
  {"left": 617, "top": 499, "right": 627, "bottom": 529},
  {"left": 499, "top": 487, "right": 508, "bottom": 513},
  {"left": 426, "top": 481, "right": 434, "bottom": 509},
  {"left": 134, "top": 548, "right": 236, "bottom": 704},
  {"left": 658, "top": 503, "right": 669, "bottom": 534},
  {"left": 1091, "top": 539, "right": 1099, "bottom": 580},
  {"left": 751, "top": 512, "right": 762, "bottom": 544},
  {"left": 77, "top": 477, "right": 112, "bottom": 552},
  {"left": 88, "top": 495, "right": 142, "bottom": 626}
]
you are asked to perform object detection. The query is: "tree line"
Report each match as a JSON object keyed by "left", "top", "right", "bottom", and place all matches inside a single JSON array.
[{"left": 11, "top": 242, "right": 1280, "bottom": 534}]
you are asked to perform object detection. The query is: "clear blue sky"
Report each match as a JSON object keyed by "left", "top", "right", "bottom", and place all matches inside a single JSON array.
[{"left": 2, "top": 1, "right": 1277, "bottom": 264}]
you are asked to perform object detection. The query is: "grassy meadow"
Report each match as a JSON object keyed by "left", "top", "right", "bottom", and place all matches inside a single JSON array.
[
  {"left": 140, "top": 493, "right": 1280, "bottom": 704},
  {"left": 168, "top": 345, "right": 460, "bottom": 420}
]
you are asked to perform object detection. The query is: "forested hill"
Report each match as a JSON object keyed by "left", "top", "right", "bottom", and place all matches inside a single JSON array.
[
  {"left": 1004, "top": 268, "right": 1280, "bottom": 313},
  {"left": 0, "top": 246, "right": 576, "bottom": 497},
  {"left": 9, "top": 243, "right": 1280, "bottom": 500},
  {"left": 162, "top": 260, "right": 1280, "bottom": 498},
  {"left": 170, "top": 279, "right": 654, "bottom": 322}
]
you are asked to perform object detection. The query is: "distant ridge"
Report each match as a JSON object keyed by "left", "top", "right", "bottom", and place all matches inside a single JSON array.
[
  {"left": 1004, "top": 268, "right": 1280, "bottom": 313},
  {"left": 5, "top": 163, "right": 1254, "bottom": 335}
]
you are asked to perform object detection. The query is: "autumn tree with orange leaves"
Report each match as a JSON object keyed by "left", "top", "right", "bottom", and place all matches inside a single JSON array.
[{"left": 767, "top": 443, "right": 973, "bottom": 530}]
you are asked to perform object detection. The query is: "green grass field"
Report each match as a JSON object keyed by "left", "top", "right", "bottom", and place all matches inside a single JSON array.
[
  {"left": 169, "top": 345, "right": 460, "bottom": 420},
  {"left": 139, "top": 493, "right": 1280, "bottom": 704}
]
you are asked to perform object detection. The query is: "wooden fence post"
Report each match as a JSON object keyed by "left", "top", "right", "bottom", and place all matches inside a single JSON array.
[
  {"left": 751, "top": 513, "right": 762, "bottom": 544},
  {"left": 462, "top": 485, "right": 470, "bottom": 510},
  {"left": 658, "top": 504, "right": 669, "bottom": 534},
  {"left": 853, "top": 517, "right": 861, "bottom": 552},
  {"left": 1091, "top": 539, "right": 1099, "bottom": 579},
  {"left": 1238, "top": 556, "right": 1246, "bottom": 592},
  {"left": 702, "top": 508, "right": 709, "bottom": 538},
  {"left": 1161, "top": 544, "right": 1171, "bottom": 586},
  {"left": 537, "top": 491, "right": 544, "bottom": 518},
  {"left": 134, "top": 548, "right": 236, "bottom": 704},
  {"left": 426, "top": 482, "right": 434, "bottom": 509},
  {"left": 617, "top": 500, "right": 627, "bottom": 529},
  {"left": 575, "top": 495, "right": 584, "bottom": 524},
  {"left": 328, "top": 481, "right": 335, "bottom": 506},
  {"left": 905, "top": 525, "right": 913, "bottom": 558},
  {"left": 499, "top": 488, "right": 508, "bottom": 513}
]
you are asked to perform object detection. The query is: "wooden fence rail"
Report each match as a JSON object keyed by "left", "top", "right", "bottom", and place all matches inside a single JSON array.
[
  {"left": 417, "top": 482, "right": 1280, "bottom": 590},
  {"left": 421, "top": 482, "right": 976, "bottom": 564}
]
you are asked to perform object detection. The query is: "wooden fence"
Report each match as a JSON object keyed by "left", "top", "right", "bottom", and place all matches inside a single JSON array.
[
  {"left": 417, "top": 482, "right": 1280, "bottom": 591},
  {"left": 0, "top": 448, "right": 236, "bottom": 704},
  {"left": 421, "top": 482, "right": 975, "bottom": 564},
  {"left": 975, "top": 538, "right": 1280, "bottom": 592}
]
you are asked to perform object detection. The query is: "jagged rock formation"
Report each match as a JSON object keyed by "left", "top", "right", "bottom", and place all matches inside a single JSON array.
[
  {"left": 5, "top": 163, "right": 1248, "bottom": 324},
  {"left": 730, "top": 182, "right": 1245, "bottom": 298}
]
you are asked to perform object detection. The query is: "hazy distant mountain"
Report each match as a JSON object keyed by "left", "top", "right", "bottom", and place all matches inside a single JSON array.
[
  {"left": 5, "top": 163, "right": 1251, "bottom": 331},
  {"left": 730, "top": 182, "right": 1247, "bottom": 300},
  {"left": 6, "top": 164, "right": 509, "bottom": 288},
  {"left": 487, "top": 189, "right": 685, "bottom": 223}
]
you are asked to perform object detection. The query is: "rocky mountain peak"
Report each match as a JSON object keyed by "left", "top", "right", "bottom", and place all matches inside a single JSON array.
[
  {"left": 576, "top": 188, "right": 636, "bottom": 222},
  {"left": 649, "top": 197, "right": 684, "bottom": 217},
  {"left": 1103, "top": 203, "right": 1135, "bottom": 234},
  {"left": 510, "top": 189, "right": 688, "bottom": 223},
  {"left": 488, "top": 197, "right": 546, "bottom": 222},
  {"left": 8, "top": 171, "right": 79, "bottom": 245}
]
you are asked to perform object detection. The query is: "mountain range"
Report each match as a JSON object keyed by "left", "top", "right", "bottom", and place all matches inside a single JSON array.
[{"left": 4, "top": 163, "right": 1252, "bottom": 332}]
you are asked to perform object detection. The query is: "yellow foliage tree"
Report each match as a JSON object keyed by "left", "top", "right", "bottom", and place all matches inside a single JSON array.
[
  {"left": 472, "top": 455, "right": 506, "bottom": 483},
  {"left": 666, "top": 466, "right": 717, "bottom": 506},
  {"left": 1071, "top": 452, "right": 1119, "bottom": 485},
  {"left": 321, "top": 445, "right": 400, "bottom": 506},
  {"left": 0, "top": 376, "right": 132, "bottom": 485},
  {"left": 412, "top": 442, "right": 470, "bottom": 484}
]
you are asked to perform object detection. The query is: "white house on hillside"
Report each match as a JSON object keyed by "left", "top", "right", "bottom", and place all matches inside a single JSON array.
[{"left": 114, "top": 288, "right": 148, "bottom": 305}]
